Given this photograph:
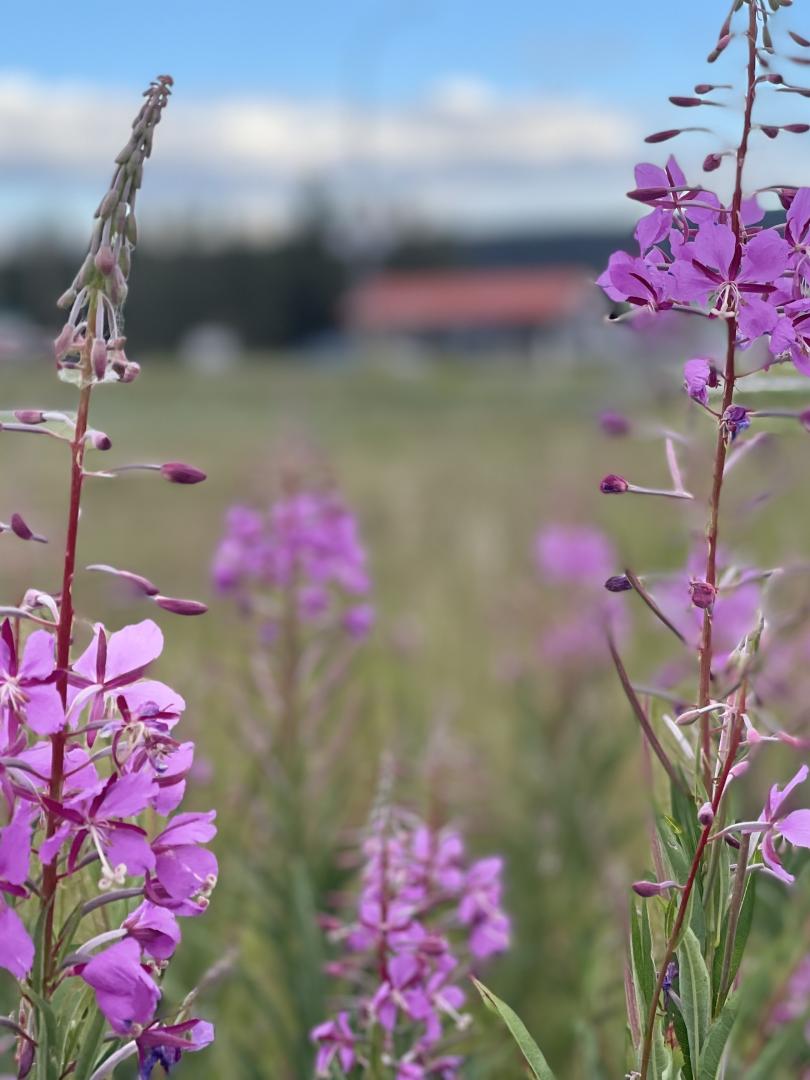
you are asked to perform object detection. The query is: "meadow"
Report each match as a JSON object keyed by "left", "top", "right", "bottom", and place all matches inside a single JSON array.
[{"left": 3, "top": 356, "right": 810, "bottom": 1077}]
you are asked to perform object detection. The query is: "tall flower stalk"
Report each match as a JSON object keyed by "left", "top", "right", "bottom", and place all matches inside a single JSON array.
[
  {"left": 0, "top": 77, "right": 216, "bottom": 1079},
  {"left": 476, "top": 2, "right": 810, "bottom": 1076}
]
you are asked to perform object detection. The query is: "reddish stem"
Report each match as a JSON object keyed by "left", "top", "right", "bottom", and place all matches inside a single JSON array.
[
  {"left": 40, "top": 378, "right": 92, "bottom": 989},
  {"left": 697, "top": 0, "right": 758, "bottom": 787}
]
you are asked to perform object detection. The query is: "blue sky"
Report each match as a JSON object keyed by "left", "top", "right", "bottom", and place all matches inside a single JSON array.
[
  {"left": 2, "top": 0, "right": 730, "bottom": 104},
  {"left": 0, "top": 1, "right": 809, "bottom": 246}
]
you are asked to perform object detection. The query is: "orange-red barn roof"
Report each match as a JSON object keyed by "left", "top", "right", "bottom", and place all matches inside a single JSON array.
[{"left": 343, "top": 267, "right": 593, "bottom": 333}]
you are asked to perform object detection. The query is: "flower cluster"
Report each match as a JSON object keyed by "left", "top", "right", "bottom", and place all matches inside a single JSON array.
[
  {"left": 599, "top": 159, "right": 810, "bottom": 374},
  {"left": 213, "top": 490, "right": 374, "bottom": 641},
  {"left": 0, "top": 76, "right": 215, "bottom": 1080},
  {"left": 312, "top": 809, "right": 509, "bottom": 1078}
]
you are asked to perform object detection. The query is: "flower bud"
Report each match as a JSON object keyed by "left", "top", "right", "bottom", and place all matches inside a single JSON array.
[
  {"left": 94, "top": 245, "right": 115, "bottom": 276},
  {"left": 10, "top": 513, "right": 46, "bottom": 543},
  {"left": 87, "top": 429, "right": 112, "bottom": 451},
  {"left": 599, "top": 410, "right": 630, "bottom": 436},
  {"left": 160, "top": 462, "right": 206, "bottom": 484},
  {"left": 600, "top": 474, "right": 628, "bottom": 494},
  {"left": 722, "top": 405, "right": 751, "bottom": 440},
  {"left": 56, "top": 287, "right": 77, "bottom": 310},
  {"left": 697, "top": 801, "right": 715, "bottom": 826},
  {"left": 669, "top": 96, "right": 705, "bottom": 107},
  {"left": 632, "top": 879, "right": 681, "bottom": 898},
  {"left": 689, "top": 579, "right": 716, "bottom": 610},
  {"left": 645, "top": 129, "right": 683, "bottom": 144},
  {"left": 13, "top": 410, "right": 46, "bottom": 425},
  {"left": 703, "top": 153, "right": 723, "bottom": 172},
  {"left": 91, "top": 338, "right": 108, "bottom": 382},
  {"left": 604, "top": 574, "right": 633, "bottom": 592},
  {"left": 153, "top": 595, "right": 208, "bottom": 616}
]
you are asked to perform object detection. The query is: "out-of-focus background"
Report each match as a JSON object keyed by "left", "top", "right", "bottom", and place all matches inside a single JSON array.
[{"left": 4, "top": 2, "right": 810, "bottom": 1077}]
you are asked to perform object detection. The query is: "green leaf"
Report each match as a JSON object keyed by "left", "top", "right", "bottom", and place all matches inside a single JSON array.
[
  {"left": 630, "top": 902, "right": 654, "bottom": 1013},
  {"left": 698, "top": 992, "right": 739, "bottom": 1080},
  {"left": 25, "top": 986, "right": 59, "bottom": 1080},
  {"left": 726, "top": 875, "right": 756, "bottom": 994},
  {"left": 676, "top": 927, "right": 711, "bottom": 1078},
  {"left": 70, "top": 1005, "right": 108, "bottom": 1080},
  {"left": 669, "top": 1004, "right": 694, "bottom": 1080},
  {"left": 473, "top": 979, "right": 558, "bottom": 1080}
]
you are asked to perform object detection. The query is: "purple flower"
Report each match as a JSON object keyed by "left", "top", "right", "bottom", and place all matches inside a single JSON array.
[
  {"left": 148, "top": 811, "right": 218, "bottom": 907},
  {"left": 458, "top": 857, "right": 511, "bottom": 959},
  {"left": 136, "top": 1018, "right": 214, "bottom": 1078},
  {"left": 80, "top": 937, "right": 160, "bottom": 1034},
  {"left": 0, "top": 903, "right": 34, "bottom": 979},
  {"left": 671, "top": 223, "right": 789, "bottom": 342},
  {"left": 743, "top": 765, "right": 810, "bottom": 883},
  {"left": 597, "top": 252, "right": 673, "bottom": 311},
  {"left": 683, "top": 357, "right": 716, "bottom": 406},
  {"left": 0, "top": 620, "right": 63, "bottom": 736},
  {"left": 535, "top": 526, "right": 615, "bottom": 584},
  {"left": 311, "top": 1012, "right": 356, "bottom": 1076},
  {"left": 70, "top": 619, "right": 166, "bottom": 728},
  {"left": 124, "top": 901, "right": 181, "bottom": 960}
]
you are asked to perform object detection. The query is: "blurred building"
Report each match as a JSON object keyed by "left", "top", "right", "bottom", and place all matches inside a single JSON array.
[{"left": 342, "top": 266, "right": 596, "bottom": 361}]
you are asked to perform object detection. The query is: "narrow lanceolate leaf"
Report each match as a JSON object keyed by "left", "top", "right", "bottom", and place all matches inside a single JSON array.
[
  {"left": 472, "top": 979, "right": 558, "bottom": 1080},
  {"left": 676, "top": 928, "right": 711, "bottom": 1078},
  {"left": 698, "top": 992, "right": 739, "bottom": 1080},
  {"left": 630, "top": 902, "right": 655, "bottom": 1013}
]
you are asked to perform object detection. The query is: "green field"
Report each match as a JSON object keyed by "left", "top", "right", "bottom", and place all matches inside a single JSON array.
[{"left": 3, "top": 358, "right": 810, "bottom": 1077}]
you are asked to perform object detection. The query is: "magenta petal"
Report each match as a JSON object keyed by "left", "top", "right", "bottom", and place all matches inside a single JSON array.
[
  {"left": 23, "top": 683, "right": 65, "bottom": 735},
  {"left": 0, "top": 812, "right": 31, "bottom": 886},
  {"left": 98, "top": 773, "right": 157, "bottom": 819},
  {"left": 155, "top": 845, "right": 217, "bottom": 899},
  {"left": 739, "top": 229, "right": 790, "bottom": 283},
  {"left": 19, "top": 630, "right": 56, "bottom": 680},
  {"left": 105, "top": 620, "right": 164, "bottom": 680},
  {"left": 778, "top": 809, "right": 810, "bottom": 849},
  {"left": 738, "top": 297, "right": 778, "bottom": 341},
  {"left": 788, "top": 187, "right": 810, "bottom": 243},
  {"left": 0, "top": 903, "right": 34, "bottom": 978},
  {"left": 82, "top": 938, "right": 160, "bottom": 1034},
  {"left": 772, "top": 764, "right": 809, "bottom": 820},
  {"left": 106, "top": 826, "right": 156, "bottom": 877},
  {"left": 692, "top": 222, "right": 735, "bottom": 276}
]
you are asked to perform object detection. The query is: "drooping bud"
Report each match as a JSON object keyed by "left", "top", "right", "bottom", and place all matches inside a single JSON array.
[
  {"left": 91, "top": 339, "right": 108, "bottom": 382},
  {"left": 790, "top": 30, "right": 810, "bottom": 47},
  {"left": 160, "top": 462, "right": 207, "bottom": 485},
  {"left": 697, "top": 802, "right": 715, "bottom": 827},
  {"left": 86, "top": 430, "right": 112, "bottom": 451},
  {"left": 703, "top": 153, "right": 723, "bottom": 172},
  {"left": 645, "top": 129, "right": 684, "bottom": 144},
  {"left": 669, "top": 96, "right": 713, "bottom": 108},
  {"left": 605, "top": 574, "right": 633, "bottom": 592},
  {"left": 783, "top": 123, "right": 810, "bottom": 134},
  {"left": 632, "top": 879, "right": 682, "bottom": 898},
  {"left": 10, "top": 513, "right": 47, "bottom": 544},
  {"left": 13, "top": 410, "right": 46, "bottom": 425},
  {"left": 600, "top": 474, "right": 629, "bottom": 494},
  {"left": 94, "top": 245, "right": 115, "bottom": 276},
  {"left": 708, "top": 34, "right": 733, "bottom": 63},
  {"left": 153, "top": 595, "right": 208, "bottom": 616},
  {"left": 689, "top": 579, "right": 716, "bottom": 610}
]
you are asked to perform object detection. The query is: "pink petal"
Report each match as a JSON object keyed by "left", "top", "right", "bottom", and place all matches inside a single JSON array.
[
  {"left": 779, "top": 809, "right": 810, "bottom": 849},
  {"left": 0, "top": 903, "right": 33, "bottom": 978}
]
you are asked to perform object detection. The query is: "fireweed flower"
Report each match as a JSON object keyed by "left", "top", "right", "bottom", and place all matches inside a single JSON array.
[
  {"left": 738, "top": 765, "right": 810, "bottom": 884},
  {"left": 312, "top": 808, "right": 509, "bottom": 1078},
  {"left": 213, "top": 488, "right": 373, "bottom": 638},
  {"left": 0, "top": 76, "right": 216, "bottom": 1078}
]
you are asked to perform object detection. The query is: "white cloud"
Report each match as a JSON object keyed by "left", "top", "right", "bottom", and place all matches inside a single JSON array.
[{"left": 0, "top": 71, "right": 644, "bottom": 244}]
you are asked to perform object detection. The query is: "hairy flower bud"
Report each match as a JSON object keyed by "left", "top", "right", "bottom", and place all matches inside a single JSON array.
[
  {"left": 160, "top": 462, "right": 207, "bottom": 485},
  {"left": 600, "top": 474, "right": 629, "bottom": 494},
  {"left": 689, "top": 579, "right": 716, "bottom": 610}
]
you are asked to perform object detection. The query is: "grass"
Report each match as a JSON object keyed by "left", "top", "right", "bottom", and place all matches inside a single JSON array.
[{"left": 3, "top": 356, "right": 810, "bottom": 1076}]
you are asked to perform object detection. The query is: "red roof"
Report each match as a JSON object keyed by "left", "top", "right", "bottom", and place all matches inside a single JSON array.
[{"left": 343, "top": 267, "right": 592, "bottom": 334}]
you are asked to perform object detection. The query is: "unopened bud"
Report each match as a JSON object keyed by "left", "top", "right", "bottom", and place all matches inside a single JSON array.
[
  {"left": 761, "top": 125, "right": 779, "bottom": 140},
  {"left": 153, "top": 595, "right": 208, "bottom": 616},
  {"left": 722, "top": 404, "right": 751, "bottom": 440},
  {"left": 91, "top": 339, "right": 108, "bottom": 382},
  {"left": 94, "top": 245, "right": 115, "bottom": 276},
  {"left": 13, "top": 410, "right": 46, "bottom": 425},
  {"left": 703, "top": 153, "right": 723, "bottom": 172},
  {"left": 697, "top": 801, "right": 715, "bottom": 826},
  {"left": 790, "top": 30, "right": 810, "bottom": 47},
  {"left": 689, "top": 579, "right": 716, "bottom": 610},
  {"left": 600, "top": 474, "right": 629, "bottom": 494},
  {"left": 645, "top": 129, "right": 683, "bottom": 144},
  {"left": 160, "top": 461, "right": 206, "bottom": 484},
  {"left": 56, "top": 287, "right": 77, "bottom": 310},
  {"left": 599, "top": 410, "right": 630, "bottom": 436},
  {"left": 605, "top": 574, "right": 633, "bottom": 592},
  {"left": 784, "top": 123, "right": 810, "bottom": 134},
  {"left": 10, "top": 513, "right": 46, "bottom": 544},
  {"left": 632, "top": 879, "right": 681, "bottom": 898},
  {"left": 708, "top": 34, "right": 732, "bottom": 62},
  {"left": 87, "top": 429, "right": 112, "bottom": 451},
  {"left": 729, "top": 759, "right": 750, "bottom": 780},
  {"left": 669, "top": 96, "right": 705, "bottom": 108}
]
